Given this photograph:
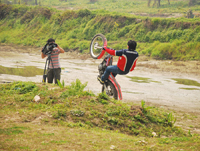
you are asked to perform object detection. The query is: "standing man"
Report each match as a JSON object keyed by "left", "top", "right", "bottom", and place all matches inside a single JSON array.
[
  {"left": 98, "top": 40, "right": 139, "bottom": 84},
  {"left": 41, "top": 38, "right": 65, "bottom": 84}
]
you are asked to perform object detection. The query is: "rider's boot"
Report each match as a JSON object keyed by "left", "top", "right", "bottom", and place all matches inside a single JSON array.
[{"left": 97, "top": 75, "right": 104, "bottom": 84}]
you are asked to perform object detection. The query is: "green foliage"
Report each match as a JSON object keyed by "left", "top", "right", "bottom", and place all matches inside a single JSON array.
[
  {"left": 53, "top": 109, "right": 67, "bottom": 119},
  {"left": 4, "top": 81, "right": 39, "bottom": 94},
  {"left": 172, "top": 78, "right": 200, "bottom": 87},
  {"left": 57, "top": 79, "right": 65, "bottom": 88},
  {"left": 97, "top": 92, "right": 110, "bottom": 100},
  {"left": 60, "top": 79, "right": 93, "bottom": 98},
  {"left": 77, "top": 9, "right": 91, "bottom": 18},
  {"left": 1, "top": 4, "right": 200, "bottom": 60},
  {"left": 167, "top": 113, "right": 176, "bottom": 127}
]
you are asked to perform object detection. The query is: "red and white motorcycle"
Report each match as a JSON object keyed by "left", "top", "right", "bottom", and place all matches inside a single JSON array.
[{"left": 90, "top": 34, "right": 122, "bottom": 100}]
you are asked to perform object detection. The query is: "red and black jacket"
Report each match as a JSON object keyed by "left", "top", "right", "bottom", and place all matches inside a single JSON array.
[{"left": 104, "top": 48, "right": 139, "bottom": 72}]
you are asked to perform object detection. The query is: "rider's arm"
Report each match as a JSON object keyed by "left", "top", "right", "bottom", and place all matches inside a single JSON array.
[
  {"left": 104, "top": 47, "right": 124, "bottom": 56},
  {"left": 130, "top": 58, "right": 138, "bottom": 71},
  {"left": 104, "top": 47, "right": 116, "bottom": 56}
]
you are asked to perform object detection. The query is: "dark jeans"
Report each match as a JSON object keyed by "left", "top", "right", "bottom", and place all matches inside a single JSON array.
[
  {"left": 47, "top": 68, "right": 61, "bottom": 84},
  {"left": 101, "top": 65, "right": 128, "bottom": 81}
]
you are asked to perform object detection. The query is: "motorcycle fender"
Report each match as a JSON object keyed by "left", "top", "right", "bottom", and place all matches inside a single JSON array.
[
  {"left": 108, "top": 74, "right": 123, "bottom": 100},
  {"left": 97, "top": 50, "right": 106, "bottom": 59}
]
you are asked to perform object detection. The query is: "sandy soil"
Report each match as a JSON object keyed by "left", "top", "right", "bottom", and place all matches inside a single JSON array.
[{"left": 0, "top": 44, "right": 200, "bottom": 133}]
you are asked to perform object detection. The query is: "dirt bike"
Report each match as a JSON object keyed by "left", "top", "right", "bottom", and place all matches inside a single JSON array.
[{"left": 90, "top": 33, "right": 122, "bottom": 100}]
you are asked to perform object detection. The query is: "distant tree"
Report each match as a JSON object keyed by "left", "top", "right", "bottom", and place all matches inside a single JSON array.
[
  {"left": 188, "top": 0, "right": 200, "bottom": 6},
  {"left": 90, "top": 0, "right": 98, "bottom": 2},
  {"left": 35, "top": 0, "right": 37, "bottom": 5},
  {"left": 4, "top": 0, "right": 12, "bottom": 4},
  {"left": 148, "top": 0, "right": 170, "bottom": 7},
  {"left": 186, "top": 9, "right": 194, "bottom": 18},
  {"left": 24, "top": 0, "right": 28, "bottom": 4},
  {"left": 189, "top": 0, "right": 195, "bottom": 6}
]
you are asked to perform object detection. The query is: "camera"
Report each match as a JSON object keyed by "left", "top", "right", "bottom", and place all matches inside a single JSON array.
[{"left": 42, "top": 43, "right": 58, "bottom": 55}]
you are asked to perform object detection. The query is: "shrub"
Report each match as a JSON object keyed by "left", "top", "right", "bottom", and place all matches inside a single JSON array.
[
  {"left": 60, "top": 79, "right": 93, "bottom": 98},
  {"left": 151, "top": 42, "right": 172, "bottom": 59},
  {"left": 77, "top": 9, "right": 91, "bottom": 18},
  {"left": 10, "top": 81, "right": 38, "bottom": 94},
  {"left": 0, "top": 4, "right": 12, "bottom": 19}
]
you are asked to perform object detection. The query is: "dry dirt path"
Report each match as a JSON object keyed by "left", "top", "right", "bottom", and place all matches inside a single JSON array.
[{"left": 0, "top": 45, "right": 200, "bottom": 114}]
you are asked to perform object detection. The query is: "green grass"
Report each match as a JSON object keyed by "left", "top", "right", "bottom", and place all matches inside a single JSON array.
[
  {"left": 180, "top": 87, "right": 200, "bottom": 90},
  {"left": 0, "top": 80, "right": 200, "bottom": 150},
  {"left": 127, "top": 76, "right": 161, "bottom": 83},
  {"left": 0, "top": 65, "right": 43, "bottom": 77},
  {"left": 172, "top": 78, "right": 200, "bottom": 87},
  {"left": 0, "top": 80, "right": 179, "bottom": 136}
]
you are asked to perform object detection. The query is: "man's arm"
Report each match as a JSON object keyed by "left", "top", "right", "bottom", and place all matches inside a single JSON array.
[
  {"left": 103, "top": 47, "right": 116, "bottom": 56},
  {"left": 103, "top": 47, "right": 124, "bottom": 56},
  {"left": 41, "top": 48, "right": 47, "bottom": 59},
  {"left": 57, "top": 45, "right": 65, "bottom": 53}
]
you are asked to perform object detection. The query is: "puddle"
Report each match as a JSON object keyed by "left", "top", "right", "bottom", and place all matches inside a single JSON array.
[
  {"left": 122, "top": 91, "right": 144, "bottom": 94},
  {"left": 172, "top": 78, "right": 200, "bottom": 87},
  {"left": 127, "top": 76, "right": 160, "bottom": 83},
  {"left": 73, "top": 68, "right": 82, "bottom": 70},
  {"left": 0, "top": 65, "right": 43, "bottom": 77}
]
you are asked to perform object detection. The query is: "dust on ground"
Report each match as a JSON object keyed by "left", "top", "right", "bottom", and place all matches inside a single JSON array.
[{"left": 0, "top": 44, "right": 200, "bottom": 134}]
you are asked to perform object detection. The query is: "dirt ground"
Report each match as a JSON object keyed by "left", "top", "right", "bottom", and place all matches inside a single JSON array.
[{"left": 0, "top": 44, "right": 200, "bottom": 134}]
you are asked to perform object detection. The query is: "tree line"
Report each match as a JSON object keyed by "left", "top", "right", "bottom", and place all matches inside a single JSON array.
[
  {"left": 148, "top": 0, "right": 200, "bottom": 7},
  {"left": 0, "top": 0, "right": 200, "bottom": 8}
]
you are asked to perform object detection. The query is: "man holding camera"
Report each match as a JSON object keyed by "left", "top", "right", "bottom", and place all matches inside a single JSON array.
[{"left": 41, "top": 38, "right": 65, "bottom": 84}]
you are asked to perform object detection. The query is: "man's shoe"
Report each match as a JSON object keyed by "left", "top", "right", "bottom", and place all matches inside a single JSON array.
[{"left": 97, "top": 75, "right": 104, "bottom": 84}]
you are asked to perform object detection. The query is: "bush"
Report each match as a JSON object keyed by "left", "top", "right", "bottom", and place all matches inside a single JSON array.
[
  {"left": 77, "top": 9, "right": 91, "bottom": 18},
  {"left": 151, "top": 42, "right": 172, "bottom": 60},
  {"left": 60, "top": 79, "right": 93, "bottom": 98},
  {"left": 0, "top": 4, "right": 12, "bottom": 19}
]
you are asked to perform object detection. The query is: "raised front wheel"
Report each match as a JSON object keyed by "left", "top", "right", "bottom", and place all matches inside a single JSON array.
[{"left": 90, "top": 33, "right": 107, "bottom": 59}]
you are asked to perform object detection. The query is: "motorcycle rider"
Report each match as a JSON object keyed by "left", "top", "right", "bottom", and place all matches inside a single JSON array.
[{"left": 97, "top": 40, "right": 139, "bottom": 84}]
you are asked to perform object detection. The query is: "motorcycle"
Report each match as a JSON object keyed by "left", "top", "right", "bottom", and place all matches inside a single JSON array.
[{"left": 90, "top": 34, "right": 122, "bottom": 100}]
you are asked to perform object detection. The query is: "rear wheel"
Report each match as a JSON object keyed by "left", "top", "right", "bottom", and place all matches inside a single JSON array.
[
  {"left": 90, "top": 33, "right": 107, "bottom": 59},
  {"left": 102, "top": 81, "right": 118, "bottom": 100}
]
